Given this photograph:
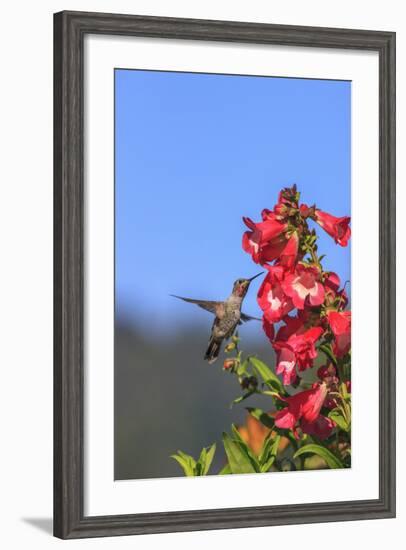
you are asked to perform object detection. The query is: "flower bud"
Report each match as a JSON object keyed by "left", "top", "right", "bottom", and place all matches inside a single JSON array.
[
  {"left": 317, "top": 364, "right": 336, "bottom": 380},
  {"left": 224, "top": 342, "right": 236, "bottom": 353},
  {"left": 240, "top": 377, "right": 250, "bottom": 390},
  {"left": 223, "top": 358, "right": 238, "bottom": 371},
  {"left": 274, "top": 203, "right": 288, "bottom": 219}
]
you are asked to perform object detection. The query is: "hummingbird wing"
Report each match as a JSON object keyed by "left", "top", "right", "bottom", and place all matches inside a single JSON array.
[
  {"left": 170, "top": 295, "right": 225, "bottom": 318},
  {"left": 240, "top": 312, "right": 262, "bottom": 322}
]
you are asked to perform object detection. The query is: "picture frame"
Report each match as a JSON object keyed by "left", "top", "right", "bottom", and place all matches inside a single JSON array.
[{"left": 54, "top": 10, "right": 396, "bottom": 539}]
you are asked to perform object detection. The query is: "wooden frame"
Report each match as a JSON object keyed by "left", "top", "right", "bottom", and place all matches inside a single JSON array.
[{"left": 54, "top": 10, "right": 396, "bottom": 539}]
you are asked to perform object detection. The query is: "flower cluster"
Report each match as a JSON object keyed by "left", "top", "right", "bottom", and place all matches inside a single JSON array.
[
  {"left": 172, "top": 184, "right": 352, "bottom": 478},
  {"left": 242, "top": 185, "right": 351, "bottom": 440}
]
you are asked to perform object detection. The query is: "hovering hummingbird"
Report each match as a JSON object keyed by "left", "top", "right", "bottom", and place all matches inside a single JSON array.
[{"left": 171, "top": 272, "right": 263, "bottom": 364}]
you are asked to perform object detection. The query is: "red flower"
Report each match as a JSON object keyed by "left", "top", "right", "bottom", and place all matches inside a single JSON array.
[
  {"left": 324, "top": 271, "right": 340, "bottom": 293},
  {"left": 317, "top": 364, "right": 340, "bottom": 408},
  {"left": 274, "top": 202, "right": 288, "bottom": 220},
  {"left": 280, "top": 231, "right": 299, "bottom": 268},
  {"left": 272, "top": 316, "right": 324, "bottom": 385},
  {"left": 317, "top": 364, "right": 337, "bottom": 382},
  {"left": 257, "top": 266, "right": 294, "bottom": 323},
  {"left": 243, "top": 212, "right": 287, "bottom": 247},
  {"left": 262, "top": 315, "right": 275, "bottom": 342},
  {"left": 274, "top": 383, "right": 329, "bottom": 437},
  {"left": 301, "top": 415, "right": 335, "bottom": 440},
  {"left": 299, "top": 203, "right": 314, "bottom": 219},
  {"left": 324, "top": 272, "right": 348, "bottom": 309},
  {"left": 282, "top": 264, "right": 325, "bottom": 309},
  {"left": 327, "top": 310, "right": 351, "bottom": 357},
  {"left": 314, "top": 209, "right": 351, "bottom": 247},
  {"left": 242, "top": 214, "right": 287, "bottom": 264},
  {"left": 273, "top": 346, "right": 297, "bottom": 385},
  {"left": 287, "top": 326, "right": 324, "bottom": 370}
]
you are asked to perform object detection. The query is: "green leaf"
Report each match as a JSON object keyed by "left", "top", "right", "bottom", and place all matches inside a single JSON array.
[
  {"left": 259, "top": 434, "right": 280, "bottom": 472},
  {"left": 218, "top": 463, "right": 232, "bottom": 475},
  {"left": 222, "top": 432, "right": 257, "bottom": 474},
  {"left": 177, "top": 449, "right": 195, "bottom": 463},
  {"left": 271, "top": 434, "right": 281, "bottom": 456},
  {"left": 198, "top": 446, "right": 207, "bottom": 468},
  {"left": 236, "top": 359, "right": 249, "bottom": 377},
  {"left": 177, "top": 450, "right": 197, "bottom": 470},
  {"left": 231, "top": 423, "right": 245, "bottom": 442},
  {"left": 293, "top": 444, "right": 344, "bottom": 469},
  {"left": 171, "top": 454, "right": 196, "bottom": 476},
  {"left": 201, "top": 443, "right": 216, "bottom": 475},
  {"left": 230, "top": 425, "right": 259, "bottom": 466},
  {"left": 329, "top": 410, "right": 350, "bottom": 432},
  {"left": 246, "top": 407, "right": 275, "bottom": 429},
  {"left": 340, "top": 382, "right": 350, "bottom": 399},
  {"left": 172, "top": 444, "right": 216, "bottom": 477},
  {"left": 258, "top": 433, "right": 272, "bottom": 463},
  {"left": 318, "top": 343, "right": 337, "bottom": 366},
  {"left": 249, "top": 357, "right": 285, "bottom": 394}
]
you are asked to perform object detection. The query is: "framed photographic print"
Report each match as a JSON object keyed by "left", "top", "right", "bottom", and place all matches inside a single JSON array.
[{"left": 54, "top": 10, "right": 396, "bottom": 539}]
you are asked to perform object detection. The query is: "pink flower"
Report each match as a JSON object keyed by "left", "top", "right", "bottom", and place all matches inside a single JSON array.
[
  {"left": 317, "top": 364, "right": 340, "bottom": 408},
  {"left": 272, "top": 316, "right": 324, "bottom": 385},
  {"left": 301, "top": 415, "right": 335, "bottom": 440},
  {"left": 243, "top": 212, "right": 287, "bottom": 247},
  {"left": 242, "top": 214, "right": 287, "bottom": 265},
  {"left": 314, "top": 209, "right": 351, "bottom": 247},
  {"left": 279, "top": 231, "right": 299, "bottom": 268},
  {"left": 274, "top": 383, "right": 329, "bottom": 437},
  {"left": 274, "top": 327, "right": 324, "bottom": 382},
  {"left": 282, "top": 264, "right": 325, "bottom": 309},
  {"left": 327, "top": 310, "right": 351, "bottom": 357},
  {"left": 288, "top": 326, "right": 324, "bottom": 370},
  {"left": 257, "top": 266, "right": 294, "bottom": 323},
  {"left": 273, "top": 346, "right": 297, "bottom": 385},
  {"left": 262, "top": 315, "right": 275, "bottom": 342},
  {"left": 324, "top": 271, "right": 340, "bottom": 294},
  {"left": 324, "top": 272, "right": 348, "bottom": 309},
  {"left": 317, "top": 364, "right": 338, "bottom": 382}
]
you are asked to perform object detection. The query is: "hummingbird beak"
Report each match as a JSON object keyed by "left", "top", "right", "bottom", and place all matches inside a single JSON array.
[{"left": 248, "top": 272, "right": 264, "bottom": 283}]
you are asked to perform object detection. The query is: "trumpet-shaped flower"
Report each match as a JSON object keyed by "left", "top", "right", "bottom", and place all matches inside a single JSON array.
[
  {"left": 327, "top": 310, "right": 351, "bottom": 357},
  {"left": 274, "top": 383, "right": 330, "bottom": 438},
  {"left": 282, "top": 264, "right": 325, "bottom": 309},
  {"left": 242, "top": 214, "right": 288, "bottom": 265},
  {"left": 280, "top": 231, "right": 299, "bottom": 268},
  {"left": 257, "top": 266, "right": 294, "bottom": 323},
  {"left": 272, "top": 316, "right": 324, "bottom": 385},
  {"left": 314, "top": 209, "right": 351, "bottom": 247}
]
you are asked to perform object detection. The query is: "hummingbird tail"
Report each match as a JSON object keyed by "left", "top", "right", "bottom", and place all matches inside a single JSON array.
[{"left": 204, "top": 338, "right": 221, "bottom": 364}]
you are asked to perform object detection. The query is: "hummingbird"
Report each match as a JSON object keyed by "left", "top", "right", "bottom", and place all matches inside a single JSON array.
[{"left": 171, "top": 272, "right": 263, "bottom": 364}]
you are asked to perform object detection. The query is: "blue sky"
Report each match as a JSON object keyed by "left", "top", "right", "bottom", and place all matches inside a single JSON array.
[{"left": 115, "top": 69, "right": 351, "bottom": 339}]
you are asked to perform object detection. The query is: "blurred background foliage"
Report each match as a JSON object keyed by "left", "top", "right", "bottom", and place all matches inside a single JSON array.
[{"left": 114, "top": 321, "right": 274, "bottom": 479}]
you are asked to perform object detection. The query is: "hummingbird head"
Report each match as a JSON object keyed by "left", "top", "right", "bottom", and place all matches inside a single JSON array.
[{"left": 232, "top": 272, "right": 263, "bottom": 298}]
